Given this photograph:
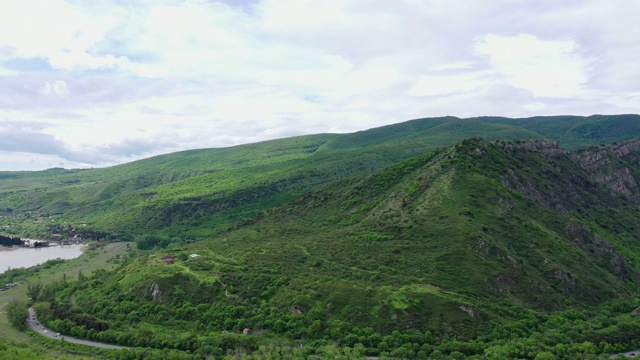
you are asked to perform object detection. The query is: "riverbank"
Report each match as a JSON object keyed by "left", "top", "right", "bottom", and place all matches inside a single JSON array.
[
  {"left": 0, "top": 243, "right": 88, "bottom": 274},
  {"left": 1, "top": 243, "right": 89, "bottom": 251},
  {"left": 1, "top": 240, "right": 57, "bottom": 251},
  {"left": 0, "top": 242, "right": 133, "bottom": 359}
]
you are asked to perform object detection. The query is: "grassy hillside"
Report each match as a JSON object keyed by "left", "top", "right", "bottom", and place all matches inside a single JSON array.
[
  {"left": 482, "top": 114, "right": 640, "bottom": 149},
  {"left": 23, "top": 136, "right": 640, "bottom": 358},
  {"left": 1, "top": 115, "right": 639, "bottom": 244}
]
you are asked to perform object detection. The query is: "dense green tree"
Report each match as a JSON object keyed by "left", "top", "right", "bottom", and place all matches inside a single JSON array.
[
  {"left": 5, "top": 299, "right": 28, "bottom": 330},
  {"left": 447, "top": 351, "right": 466, "bottom": 359},
  {"left": 534, "top": 351, "right": 557, "bottom": 360},
  {"left": 27, "top": 282, "right": 42, "bottom": 301}
]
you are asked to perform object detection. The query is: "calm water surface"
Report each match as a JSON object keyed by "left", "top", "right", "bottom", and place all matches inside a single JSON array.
[{"left": 0, "top": 244, "right": 86, "bottom": 274}]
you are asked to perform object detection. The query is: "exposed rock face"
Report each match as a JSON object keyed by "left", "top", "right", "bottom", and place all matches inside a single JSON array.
[
  {"left": 484, "top": 138, "right": 638, "bottom": 302},
  {"left": 288, "top": 305, "right": 305, "bottom": 314},
  {"left": 494, "top": 274, "right": 515, "bottom": 294},
  {"left": 459, "top": 305, "right": 481, "bottom": 319},
  {"left": 499, "top": 140, "right": 569, "bottom": 157},
  {"left": 552, "top": 269, "right": 581, "bottom": 294},
  {"left": 150, "top": 282, "right": 161, "bottom": 301},
  {"left": 565, "top": 222, "right": 628, "bottom": 280},
  {"left": 500, "top": 168, "right": 585, "bottom": 213},
  {"left": 611, "top": 139, "right": 640, "bottom": 157},
  {"left": 571, "top": 139, "right": 640, "bottom": 202},
  {"left": 495, "top": 138, "right": 640, "bottom": 206},
  {"left": 573, "top": 150, "right": 611, "bottom": 169},
  {"left": 520, "top": 140, "right": 568, "bottom": 157},
  {"left": 592, "top": 167, "right": 640, "bottom": 202}
]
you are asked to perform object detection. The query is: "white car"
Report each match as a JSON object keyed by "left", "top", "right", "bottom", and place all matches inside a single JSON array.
[{"left": 44, "top": 330, "right": 48, "bottom": 334}]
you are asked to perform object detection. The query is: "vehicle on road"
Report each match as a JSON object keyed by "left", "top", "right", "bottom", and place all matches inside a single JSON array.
[{"left": 28, "top": 306, "right": 125, "bottom": 350}]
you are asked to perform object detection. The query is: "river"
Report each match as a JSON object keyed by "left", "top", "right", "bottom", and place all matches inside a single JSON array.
[{"left": 0, "top": 244, "right": 87, "bottom": 274}]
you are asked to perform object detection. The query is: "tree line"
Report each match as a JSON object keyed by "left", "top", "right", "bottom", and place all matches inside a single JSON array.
[
  {"left": 22, "top": 272, "right": 640, "bottom": 359},
  {"left": 0, "top": 234, "right": 23, "bottom": 247}
]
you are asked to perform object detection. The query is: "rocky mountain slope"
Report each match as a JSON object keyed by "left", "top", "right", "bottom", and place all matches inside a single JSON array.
[{"left": 28, "top": 137, "right": 640, "bottom": 357}]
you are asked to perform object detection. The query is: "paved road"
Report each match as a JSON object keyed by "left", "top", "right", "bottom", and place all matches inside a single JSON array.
[
  {"left": 611, "top": 350, "right": 640, "bottom": 358},
  {"left": 28, "top": 307, "right": 126, "bottom": 350}
]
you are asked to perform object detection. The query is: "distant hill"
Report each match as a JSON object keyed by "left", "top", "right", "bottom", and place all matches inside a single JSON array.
[{"left": 1, "top": 114, "right": 639, "bottom": 243}]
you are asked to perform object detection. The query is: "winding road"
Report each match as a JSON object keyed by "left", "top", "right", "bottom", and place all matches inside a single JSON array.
[
  {"left": 28, "top": 307, "right": 126, "bottom": 350},
  {"left": 610, "top": 350, "right": 640, "bottom": 358},
  {"left": 28, "top": 304, "right": 629, "bottom": 358}
]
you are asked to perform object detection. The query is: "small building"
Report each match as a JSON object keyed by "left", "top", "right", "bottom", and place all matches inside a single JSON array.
[
  {"left": 189, "top": 254, "right": 201, "bottom": 258},
  {"left": 163, "top": 256, "right": 174, "bottom": 264},
  {"left": 243, "top": 328, "right": 250, "bottom": 335}
]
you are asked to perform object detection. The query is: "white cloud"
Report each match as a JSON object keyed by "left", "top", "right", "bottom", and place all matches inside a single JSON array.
[
  {"left": 475, "top": 33, "right": 591, "bottom": 97},
  {"left": 0, "top": 0, "right": 126, "bottom": 71},
  {"left": 408, "top": 72, "right": 489, "bottom": 97},
  {"left": 0, "top": 151, "right": 82, "bottom": 171},
  {"left": 0, "top": 0, "right": 638, "bottom": 170},
  {"left": 40, "top": 80, "right": 70, "bottom": 96}
]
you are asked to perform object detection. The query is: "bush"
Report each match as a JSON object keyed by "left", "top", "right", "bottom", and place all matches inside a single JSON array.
[{"left": 5, "top": 299, "right": 28, "bottom": 330}]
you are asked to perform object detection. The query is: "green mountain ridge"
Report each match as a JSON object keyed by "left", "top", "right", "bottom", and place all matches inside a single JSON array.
[
  {"left": 4, "top": 114, "right": 640, "bottom": 358},
  {"left": 236, "top": 138, "right": 640, "bottom": 308},
  {"left": 23, "top": 136, "right": 640, "bottom": 354},
  {"left": 1, "top": 114, "right": 639, "bottom": 242}
]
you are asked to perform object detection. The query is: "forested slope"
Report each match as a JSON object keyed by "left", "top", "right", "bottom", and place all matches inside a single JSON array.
[
  {"left": 25, "top": 137, "right": 640, "bottom": 358},
  {"left": 1, "top": 115, "right": 639, "bottom": 244}
]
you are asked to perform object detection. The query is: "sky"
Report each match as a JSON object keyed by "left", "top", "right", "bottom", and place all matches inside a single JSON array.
[{"left": 0, "top": 0, "right": 639, "bottom": 171}]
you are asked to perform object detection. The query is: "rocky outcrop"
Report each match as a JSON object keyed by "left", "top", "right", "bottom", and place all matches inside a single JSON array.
[
  {"left": 572, "top": 150, "right": 611, "bottom": 169},
  {"left": 571, "top": 139, "right": 640, "bottom": 202},
  {"left": 459, "top": 305, "right": 481, "bottom": 319},
  {"left": 496, "top": 138, "right": 640, "bottom": 207},
  {"left": 565, "top": 222, "right": 628, "bottom": 280},
  {"left": 499, "top": 169, "right": 584, "bottom": 212},
  {"left": 551, "top": 269, "right": 581, "bottom": 294},
  {"left": 498, "top": 140, "right": 569, "bottom": 157},
  {"left": 150, "top": 282, "right": 161, "bottom": 301},
  {"left": 572, "top": 139, "right": 640, "bottom": 169},
  {"left": 610, "top": 139, "right": 640, "bottom": 157},
  {"left": 592, "top": 167, "right": 640, "bottom": 202},
  {"left": 288, "top": 305, "right": 305, "bottom": 314}
]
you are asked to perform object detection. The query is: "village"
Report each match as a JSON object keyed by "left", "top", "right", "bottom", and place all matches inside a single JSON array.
[{"left": 18, "top": 236, "right": 87, "bottom": 248}]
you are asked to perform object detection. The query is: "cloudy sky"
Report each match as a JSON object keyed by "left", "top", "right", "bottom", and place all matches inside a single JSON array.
[{"left": 1, "top": 0, "right": 638, "bottom": 170}]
